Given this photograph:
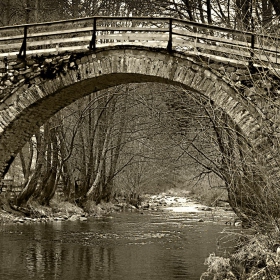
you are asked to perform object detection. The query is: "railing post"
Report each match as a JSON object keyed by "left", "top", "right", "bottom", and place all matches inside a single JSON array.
[
  {"left": 249, "top": 34, "right": 255, "bottom": 71},
  {"left": 18, "top": 26, "right": 27, "bottom": 59},
  {"left": 167, "top": 18, "right": 173, "bottom": 52},
  {"left": 90, "top": 17, "right": 97, "bottom": 50}
]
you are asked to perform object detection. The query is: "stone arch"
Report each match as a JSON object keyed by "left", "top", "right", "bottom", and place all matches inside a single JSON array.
[{"left": 0, "top": 46, "right": 267, "bottom": 176}]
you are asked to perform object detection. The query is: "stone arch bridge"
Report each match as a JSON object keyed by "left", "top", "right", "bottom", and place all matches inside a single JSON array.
[{"left": 0, "top": 16, "right": 280, "bottom": 180}]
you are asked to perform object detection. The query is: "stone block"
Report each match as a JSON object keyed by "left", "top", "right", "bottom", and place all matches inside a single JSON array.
[
  {"left": 8, "top": 61, "right": 17, "bottom": 66},
  {"left": 13, "top": 62, "right": 26, "bottom": 69},
  {"left": 226, "top": 66, "right": 236, "bottom": 72},
  {"left": 4, "top": 80, "right": 13, "bottom": 86},
  {"left": 45, "top": 58, "right": 53, "bottom": 64},
  {"left": 19, "top": 68, "right": 32, "bottom": 75},
  {"left": 230, "top": 73, "right": 239, "bottom": 81},
  {"left": 191, "top": 64, "right": 200, "bottom": 71},
  {"left": 26, "top": 59, "right": 36, "bottom": 67},
  {"left": 183, "top": 69, "right": 196, "bottom": 86},
  {"left": 80, "top": 56, "right": 89, "bottom": 64}
]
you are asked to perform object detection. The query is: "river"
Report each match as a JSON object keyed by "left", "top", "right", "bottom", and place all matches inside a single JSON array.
[{"left": 0, "top": 209, "right": 236, "bottom": 280}]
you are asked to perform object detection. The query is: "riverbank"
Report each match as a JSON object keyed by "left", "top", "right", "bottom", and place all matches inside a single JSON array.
[
  {"left": 200, "top": 232, "right": 280, "bottom": 280},
  {"left": 0, "top": 190, "right": 237, "bottom": 225}
]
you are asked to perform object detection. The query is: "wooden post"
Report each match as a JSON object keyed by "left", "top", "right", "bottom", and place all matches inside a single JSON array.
[
  {"left": 249, "top": 34, "right": 255, "bottom": 72},
  {"left": 167, "top": 18, "right": 172, "bottom": 52},
  {"left": 249, "top": 0, "right": 255, "bottom": 72},
  {"left": 251, "top": 34, "right": 255, "bottom": 54},
  {"left": 90, "top": 17, "right": 97, "bottom": 50},
  {"left": 18, "top": 26, "right": 28, "bottom": 59}
]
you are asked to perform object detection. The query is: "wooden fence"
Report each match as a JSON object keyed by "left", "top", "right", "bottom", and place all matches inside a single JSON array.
[{"left": 0, "top": 16, "right": 279, "bottom": 67}]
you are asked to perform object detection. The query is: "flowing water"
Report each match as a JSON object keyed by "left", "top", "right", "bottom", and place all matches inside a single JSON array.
[{"left": 0, "top": 210, "right": 236, "bottom": 280}]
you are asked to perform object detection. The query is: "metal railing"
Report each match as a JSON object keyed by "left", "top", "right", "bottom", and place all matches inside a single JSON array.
[{"left": 0, "top": 16, "right": 279, "bottom": 67}]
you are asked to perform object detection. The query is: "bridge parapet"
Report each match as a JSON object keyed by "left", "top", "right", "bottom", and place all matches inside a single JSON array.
[{"left": 0, "top": 16, "right": 280, "bottom": 67}]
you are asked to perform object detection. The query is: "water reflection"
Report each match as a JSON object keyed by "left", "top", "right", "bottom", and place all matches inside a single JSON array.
[{"left": 0, "top": 212, "right": 235, "bottom": 280}]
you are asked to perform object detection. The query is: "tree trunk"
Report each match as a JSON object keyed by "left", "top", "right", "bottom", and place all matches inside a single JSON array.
[
  {"left": 72, "top": 0, "right": 80, "bottom": 17},
  {"left": 86, "top": 116, "right": 112, "bottom": 203},
  {"left": 38, "top": 126, "right": 59, "bottom": 206},
  {"left": 15, "top": 170, "right": 40, "bottom": 206},
  {"left": 86, "top": 94, "right": 117, "bottom": 203},
  {"left": 34, "top": 0, "right": 39, "bottom": 22},
  {"left": 236, "top": 0, "right": 252, "bottom": 30},
  {"left": 206, "top": 0, "right": 212, "bottom": 24},
  {"left": 2, "top": 0, "right": 10, "bottom": 26},
  {"left": 19, "top": 139, "right": 34, "bottom": 181},
  {"left": 103, "top": 90, "right": 128, "bottom": 202},
  {"left": 16, "top": 129, "right": 43, "bottom": 206}
]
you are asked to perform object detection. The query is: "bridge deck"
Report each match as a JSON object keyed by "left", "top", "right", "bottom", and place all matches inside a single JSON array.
[{"left": 0, "top": 16, "right": 279, "bottom": 68}]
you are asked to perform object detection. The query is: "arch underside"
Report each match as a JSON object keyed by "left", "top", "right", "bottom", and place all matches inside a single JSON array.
[{"left": 0, "top": 47, "right": 270, "bottom": 176}]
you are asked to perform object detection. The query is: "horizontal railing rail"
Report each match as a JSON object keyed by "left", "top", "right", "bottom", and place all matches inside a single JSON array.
[{"left": 0, "top": 16, "right": 279, "bottom": 67}]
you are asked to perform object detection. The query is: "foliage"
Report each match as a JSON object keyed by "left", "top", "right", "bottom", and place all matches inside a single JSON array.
[
  {"left": 82, "top": 200, "right": 116, "bottom": 215},
  {"left": 49, "top": 200, "right": 84, "bottom": 215},
  {"left": 202, "top": 233, "right": 280, "bottom": 280},
  {"left": 205, "top": 254, "right": 231, "bottom": 272}
]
